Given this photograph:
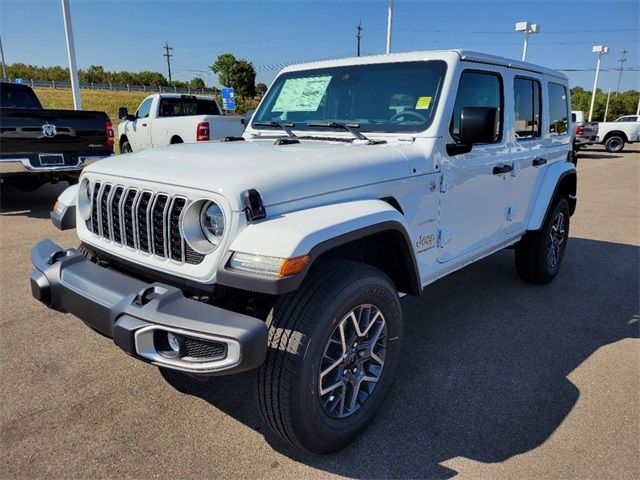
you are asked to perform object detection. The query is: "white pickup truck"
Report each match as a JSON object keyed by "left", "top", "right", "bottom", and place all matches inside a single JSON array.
[
  {"left": 117, "top": 94, "right": 244, "bottom": 153},
  {"left": 595, "top": 115, "right": 640, "bottom": 153}
]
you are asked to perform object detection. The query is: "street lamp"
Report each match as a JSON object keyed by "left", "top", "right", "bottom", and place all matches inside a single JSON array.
[
  {"left": 515, "top": 21, "right": 540, "bottom": 62},
  {"left": 588, "top": 45, "right": 609, "bottom": 122}
]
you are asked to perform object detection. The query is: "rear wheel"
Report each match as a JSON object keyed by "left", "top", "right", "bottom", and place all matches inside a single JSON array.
[
  {"left": 604, "top": 135, "right": 625, "bottom": 153},
  {"left": 257, "top": 260, "right": 403, "bottom": 454},
  {"left": 515, "top": 197, "right": 570, "bottom": 284},
  {"left": 120, "top": 140, "right": 132, "bottom": 154}
]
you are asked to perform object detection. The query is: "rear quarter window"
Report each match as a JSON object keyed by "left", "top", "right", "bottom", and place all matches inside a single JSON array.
[{"left": 548, "top": 83, "right": 569, "bottom": 135}]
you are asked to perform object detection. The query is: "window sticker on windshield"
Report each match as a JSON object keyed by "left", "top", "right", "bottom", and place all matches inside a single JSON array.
[
  {"left": 272, "top": 76, "right": 332, "bottom": 112},
  {"left": 416, "top": 96, "right": 432, "bottom": 110}
]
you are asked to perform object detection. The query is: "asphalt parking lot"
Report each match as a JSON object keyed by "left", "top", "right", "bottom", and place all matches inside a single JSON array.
[{"left": 1, "top": 147, "right": 638, "bottom": 479}]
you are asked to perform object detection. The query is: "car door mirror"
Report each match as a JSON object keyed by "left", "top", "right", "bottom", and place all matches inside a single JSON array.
[
  {"left": 459, "top": 107, "right": 498, "bottom": 144},
  {"left": 447, "top": 107, "right": 498, "bottom": 156},
  {"left": 241, "top": 109, "right": 256, "bottom": 126},
  {"left": 118, "top": 107, "right": 129, "bottom": 120}
]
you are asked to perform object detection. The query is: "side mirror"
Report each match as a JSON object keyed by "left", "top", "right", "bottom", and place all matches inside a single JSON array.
[
  {"left": 241, "top": 109, "right": 256, "bottom": 127},
  {"left": 447, "top": 106, "right": 498, "bottom": 156},
  {"left": 118, "top": 107, "right": 129, "bottom": 120}
]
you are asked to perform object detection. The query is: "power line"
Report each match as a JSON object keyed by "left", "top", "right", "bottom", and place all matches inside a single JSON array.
[
  {"left": 356, "top": 22, "right": 363, "bottom": 57},
  {"left": 163, "top": 42, "right": 173, "bottom": 83}
]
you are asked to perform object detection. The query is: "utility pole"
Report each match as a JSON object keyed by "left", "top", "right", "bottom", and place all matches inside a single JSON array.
[
  {"left": 615, "top": 48, "right": 628, "bottom": 94},
  {"left": 61, "top": 0, "right": 81, "bottom": 110},
  {"left": 356, "top": 22, "right": 363, "bottom": 57},
  {"left": 588, "top": 45, "right": 608, "bottom": 122},
  {"left": 163, "top": 42, "right": 173, "bottom": 83},
  {"left": 386, "top": 0, "right": 394, "bottom": 54},
  {"left": 0, "top": 35, "right": 7, "bottom": 79}
]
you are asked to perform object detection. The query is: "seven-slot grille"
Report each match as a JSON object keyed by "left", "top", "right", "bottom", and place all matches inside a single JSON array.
[{"left": 87, "top": 181, "right": 205, "bottom": 265}]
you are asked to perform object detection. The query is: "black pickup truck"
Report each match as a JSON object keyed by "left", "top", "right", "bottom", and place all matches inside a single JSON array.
[{"left": 0, "top": 82, "right": 114, "bottom": 191}]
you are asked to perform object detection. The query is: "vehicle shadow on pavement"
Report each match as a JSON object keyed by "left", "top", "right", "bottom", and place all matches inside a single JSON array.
[
  {"left": 162, "top": 237, "right": 639, "bottom": 478},
  {"left": 0, "top": 183, "right": 68, "bottom": 220}
]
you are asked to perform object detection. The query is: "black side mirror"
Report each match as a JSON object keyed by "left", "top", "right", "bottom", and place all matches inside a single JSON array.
[
  {"left": 241, "top": 109, "right": 256, "bottom": 127},
  {"left": 447, "top": 106, "right": 498, "bottom": 156},
  {"left": 117, "top": 107, "right": 129, "bottom": 120},
  {"left": 459, "top": 106, "right": 498, "bottom": 144}
]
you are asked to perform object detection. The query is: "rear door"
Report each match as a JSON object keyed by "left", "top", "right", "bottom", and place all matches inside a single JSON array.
[
  {"left": 437, "top": 68, "right": 510, "bottom": 263},
  {"left": 507, "top": 75, "right": 545, "bottom": 233}
]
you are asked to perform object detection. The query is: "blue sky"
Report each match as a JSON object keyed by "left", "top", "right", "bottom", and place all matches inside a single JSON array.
[{"left": 1, "top": 0, "right": 638, "bottom": 91}]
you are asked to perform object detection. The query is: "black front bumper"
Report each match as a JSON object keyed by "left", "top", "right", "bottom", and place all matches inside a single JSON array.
[{"left": 30, "top": 239, "right": 268, "bottom": 376}]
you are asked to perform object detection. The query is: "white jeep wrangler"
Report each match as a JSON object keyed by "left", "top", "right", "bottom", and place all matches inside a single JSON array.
[{"left": 31, "top": 50, "right": 576, "bottom": 454}]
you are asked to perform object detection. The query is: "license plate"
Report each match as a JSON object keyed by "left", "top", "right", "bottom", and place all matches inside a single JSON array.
[{"left": 39, "top": 154, "right": 65, "bottom": 166}]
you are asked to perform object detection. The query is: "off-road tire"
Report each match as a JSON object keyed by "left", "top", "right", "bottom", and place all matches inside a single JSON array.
[
  {"left": 604, "top": 135, "right": 625, "bottom": 153},
  {"left": 257, "top": 260, "right": 403, "bottom": 454},
  {"left": 515, "top": 197, "right": 570, "bottom": 284}
]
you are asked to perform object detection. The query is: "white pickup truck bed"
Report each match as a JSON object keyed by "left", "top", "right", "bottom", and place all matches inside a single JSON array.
[{"left": 117, "top": 94, "right": 244, "bottom": 153}]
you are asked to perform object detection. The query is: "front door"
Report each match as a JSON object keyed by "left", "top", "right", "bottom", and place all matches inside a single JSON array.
[
  {"left": 437, "top": 69, "right": 510, "bottom": 263},
  {"left": 126, "top": 97, "right": 153, "bottom": 152}
]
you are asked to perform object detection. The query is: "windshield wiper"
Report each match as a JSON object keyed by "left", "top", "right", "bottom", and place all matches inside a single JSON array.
[
  {"left": 252, "top": 121, "right": 297, "bottom": 138},
  {"left": 306, "top": 121, "right": 370, "bottom": 142}
]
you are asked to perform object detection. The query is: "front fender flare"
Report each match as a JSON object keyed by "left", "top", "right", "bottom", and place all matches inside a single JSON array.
[
  {"left": 527, "top": 161, "right": 576, "bottom": 231},
  {"left": 50, "top": 184, "right": 78, "bottom": 231},
  {"left": 217, "top": 200, "right": 418, "bottom": 295}
]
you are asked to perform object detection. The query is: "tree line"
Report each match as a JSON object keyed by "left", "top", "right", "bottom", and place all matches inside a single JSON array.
[
  {"left": 5, "top": 63, "right": 206, "bottom": 89},
  {"left": 570, "top": 87, "right": 639, "bottom": 122}
]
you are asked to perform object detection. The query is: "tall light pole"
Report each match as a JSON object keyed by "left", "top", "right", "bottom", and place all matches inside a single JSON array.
[
  {"left": 515, "top": 21, "right": 540, "bottom": 62},
  {"left": 386, "top": 0, "right": 394, "bottom": 54},
  {"left": 0, "top": 34, "right": 7, "bottom": 79},
  {"left": 588, "top": 45, "right": 608, "bottom": 122},
  {"left": 615, "top": 48, "right": 628, "bottom": 94},
  {"left": 61, "top": 0, "right": 82, "bottom": 110}
]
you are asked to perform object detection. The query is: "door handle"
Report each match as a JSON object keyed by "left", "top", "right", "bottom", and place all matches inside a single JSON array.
[
  {"left": 493, "top": 164, "right": 513, "bottom": 175},
  {"left": 142, "top": 123, "right": 148, "bottom": 127},
  {"left": 532, "top": 157, "right": 547, "bottom": 167}
]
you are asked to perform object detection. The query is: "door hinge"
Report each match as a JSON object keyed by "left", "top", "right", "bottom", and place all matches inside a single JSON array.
[
  {"left": 437, "top": 228, "right": 453, "bottom": 247},
  {"left": 440, "top": 176, "right": 449, "bottom": 193}
]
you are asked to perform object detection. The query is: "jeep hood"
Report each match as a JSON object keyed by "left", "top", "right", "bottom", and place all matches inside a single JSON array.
[{"left": 86, "top": 139, "right": 412, "bottom": 210}]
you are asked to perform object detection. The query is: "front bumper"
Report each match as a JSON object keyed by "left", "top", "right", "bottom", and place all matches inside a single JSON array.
[{"left": 30, "top": 239, "right": 268, "bottom": 376}]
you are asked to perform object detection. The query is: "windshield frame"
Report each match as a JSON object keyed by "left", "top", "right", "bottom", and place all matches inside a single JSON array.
[{"left": 250, "top": 60, "right": 448, "bottom": 135}]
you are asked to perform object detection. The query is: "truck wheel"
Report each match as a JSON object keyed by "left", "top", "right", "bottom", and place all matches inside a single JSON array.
[
  {"left": 257, "top": 260, "right": 403, "bottom": 454},
  {"left": 604, "top": 135, "right": 625, "bottom": 153},
  {"left": 515, "top": 197, "right": 570, "bottom": 284},
  {"left": 121, "top": 140, "right": 132, "bottom": 154}
]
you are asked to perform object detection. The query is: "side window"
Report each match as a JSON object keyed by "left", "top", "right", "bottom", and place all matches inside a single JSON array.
[
  {"left": 514, "top": 77, "right": 541, "bottom": 140},
  {"left": 450, "top": 70, "right": 503, "bottom": 143},
  {"left": 136, "top": 98, "right": 153, "bottom": 119},
  {"left": 548, "top": 83, "right": 569, "bottom": 135}
]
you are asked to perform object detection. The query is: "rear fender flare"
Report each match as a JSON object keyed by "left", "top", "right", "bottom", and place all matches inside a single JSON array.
[{"left": 527, "top": 162, "right": 576, "bottom": 231}]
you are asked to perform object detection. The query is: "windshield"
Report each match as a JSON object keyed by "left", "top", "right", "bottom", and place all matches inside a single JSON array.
[{"left": 252, "top": 60, "right": 447, "bottom": 134}]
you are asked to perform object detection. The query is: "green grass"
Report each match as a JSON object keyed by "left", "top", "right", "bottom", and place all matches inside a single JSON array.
[{"left": 35, "top": 87, "right": 160, "bottom": 125}]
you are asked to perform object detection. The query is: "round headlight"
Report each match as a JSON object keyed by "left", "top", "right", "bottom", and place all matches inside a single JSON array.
[
  {"left": 180, "top": 199, "right": 226, "bottom": 255},
  {"left": 200, "top": 201, "right": 225, "bottom": 246},
  {"left": 78, "top": 177, "right": 92, "bottom": 221}
]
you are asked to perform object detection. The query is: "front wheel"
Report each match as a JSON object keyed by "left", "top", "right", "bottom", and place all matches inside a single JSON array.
[
  {"left": 515, "top": 197, "right": 570, "bottom": 284},
  {"left": 604, "top": 135, "right": 625, "bottom": 153},
  {"left": 257, "top": 261, "right": 403, "bottom": 454}
]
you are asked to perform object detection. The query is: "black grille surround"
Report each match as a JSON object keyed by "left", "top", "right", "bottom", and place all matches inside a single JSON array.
[{"left": 86, "top": 182, "right": 205, "bottom": 266}]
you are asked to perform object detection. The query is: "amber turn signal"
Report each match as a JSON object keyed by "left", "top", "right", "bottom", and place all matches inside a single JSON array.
[{"left": 278, "top": 255, "right": 311, "bottom": 277}]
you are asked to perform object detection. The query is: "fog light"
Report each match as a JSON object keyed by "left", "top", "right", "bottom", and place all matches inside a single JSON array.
[{"left": 167, "top": 332, "right": 180, "bottom": 352}]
